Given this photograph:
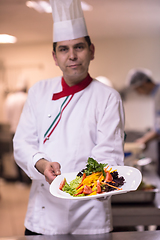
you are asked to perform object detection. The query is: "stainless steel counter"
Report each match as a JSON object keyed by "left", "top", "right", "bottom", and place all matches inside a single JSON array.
[{"left": 1, "top": 231, "right": 160, "bottom": 240}]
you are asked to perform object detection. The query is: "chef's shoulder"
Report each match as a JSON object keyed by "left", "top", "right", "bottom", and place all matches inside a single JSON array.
[{"left": 92, "top": 78, "right": 122, "bottom": 101}]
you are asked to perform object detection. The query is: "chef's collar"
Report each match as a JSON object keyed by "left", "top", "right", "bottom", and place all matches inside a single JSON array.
[{"left": 52, "top": 74, "right": 92, "bottom": 100}]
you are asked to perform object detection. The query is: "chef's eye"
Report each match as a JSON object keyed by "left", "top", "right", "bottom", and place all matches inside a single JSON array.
[
  {"left": 75, "top": 44, "right": 85, "bottom": 51},
  {"left": 58, "top": 47, "right": 68, "bottom": 52}
]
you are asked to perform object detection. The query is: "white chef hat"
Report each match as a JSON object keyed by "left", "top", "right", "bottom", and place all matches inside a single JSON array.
[
  {"left": 96, "top": 76, "right": 113, "bottom": 88},
  {"left": 126, "top": 68, "right": 153, "bottom": 88},
  {"left": 49, "top": 0, "right": 88, "bottom": 42}
]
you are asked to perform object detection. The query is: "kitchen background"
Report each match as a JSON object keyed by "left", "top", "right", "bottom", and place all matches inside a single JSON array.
[
  {"left": 0, "top": 0, "right": 160, "bottom": 236},
  {"left": 0, "top": 0, "right": 160, "bottom": 132}
]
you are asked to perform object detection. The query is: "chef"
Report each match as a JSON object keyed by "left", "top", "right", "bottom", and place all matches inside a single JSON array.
[
  {"left": 13, "top": 0, "right": 125, "bottom": 235},
  {"left": 126, "top": 68, "right": 160, "bottom": 144}
]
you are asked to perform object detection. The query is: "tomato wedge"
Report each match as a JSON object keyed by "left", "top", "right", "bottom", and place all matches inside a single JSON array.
[
  {"left": 83, "top": 185, "right": 92, "bottom": 195},
  {"left": 59, "top": 178, "right": 66, "bottom": 190},
  {"left": 105, "top": 172, "right": 113, "bottom": 182}
]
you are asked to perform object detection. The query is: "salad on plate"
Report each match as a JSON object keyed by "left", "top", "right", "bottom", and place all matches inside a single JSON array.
[{"left": 59, "top": 158, "right": 126, "bottom": 197}]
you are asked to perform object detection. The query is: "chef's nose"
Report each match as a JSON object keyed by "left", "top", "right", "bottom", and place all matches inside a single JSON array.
[{"left": 69, "top": 48, "right": 77, "bottom": 61}]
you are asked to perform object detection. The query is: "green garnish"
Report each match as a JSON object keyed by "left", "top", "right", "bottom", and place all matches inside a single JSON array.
[
  {"left": 62, "top": 176, "right": 82, "bottom": 196},
  {"left": 83, "top": 157, "right": 107, "bottom": 177}
]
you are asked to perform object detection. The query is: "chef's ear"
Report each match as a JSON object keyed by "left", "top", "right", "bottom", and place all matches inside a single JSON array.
[
  {"left": 90, "top": 43, "right": 95, "bottom": 61},
  {"left": 52, "top": 51, "right": 58, "bottom": 66}
]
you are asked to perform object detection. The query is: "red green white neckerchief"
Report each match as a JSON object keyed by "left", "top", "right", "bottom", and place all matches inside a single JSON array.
[
  {"left": 43, "top": 74, "right": 93, "bottom": 143},
  {"left": 52, "top": 73, "right": 92, "bottom": 100}
]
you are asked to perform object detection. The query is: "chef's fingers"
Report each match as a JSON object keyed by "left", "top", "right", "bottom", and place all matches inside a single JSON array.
[
  {"left": 97, "top": 196, "right": 111, "bottom": 201},
  {"left": 43, "top": 162, "right": 61, "bottom": 184},
  {"left": 45, "top": 174, "right": 56, "bottom": 184},
  {"left": 51, "top": 162, "right": 61, "bottom": 176}
]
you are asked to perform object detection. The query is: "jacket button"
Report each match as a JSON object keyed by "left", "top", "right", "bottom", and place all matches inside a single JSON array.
[
  {"left": 41, "top": 183, "right": 44, "bottom": 187},
  {"left": 48, "top": 114, "right": 51, "bottom": 118},
  {"left": 42, "top": 206, "right": 45, "bottom": 209}
]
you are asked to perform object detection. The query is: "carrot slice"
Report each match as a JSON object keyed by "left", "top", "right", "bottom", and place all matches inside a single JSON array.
[
  {"left": 76, "top": 173, "right": 86, "bottom": 189},
  {"left": 105, "top": 182, "right": 122, "bottom": 190}
]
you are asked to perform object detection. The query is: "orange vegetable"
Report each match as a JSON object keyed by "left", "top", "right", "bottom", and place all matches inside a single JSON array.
[
  {"left": 105, "top": 182, "right": 122, "bottom": 190},
  {"left": 74, "top": 189, "right": 84, "bottom": 196},
  {"left": 76, "top": 173, "right": 86, "bottom": 189}
]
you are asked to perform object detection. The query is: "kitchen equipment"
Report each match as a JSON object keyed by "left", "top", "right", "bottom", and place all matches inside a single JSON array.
[
  {"left": 111, "top": 189, "right": 158, "bottom": 203},
  {"left": 112, "top": 179, "right": 158, "bottom": 203}
]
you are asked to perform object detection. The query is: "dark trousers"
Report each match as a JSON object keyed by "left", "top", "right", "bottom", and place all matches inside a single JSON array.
[{"left": 25, "top": 228, "right": 42, "bottom": 235}]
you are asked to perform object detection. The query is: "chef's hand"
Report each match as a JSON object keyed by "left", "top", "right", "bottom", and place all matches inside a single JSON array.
[
  {"left": 35, "top": 158, "right": 61, "bottom": 184},
  {"left": 97, "top": 196, "right": 111, "bottom": 202}
]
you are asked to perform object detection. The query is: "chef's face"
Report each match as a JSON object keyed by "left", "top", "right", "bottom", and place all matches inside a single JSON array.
[
  {"left": 135, "top": 82, "right": 152, "bottom": 95},
  {"left": 52, "top": 37, "right": 95, "bottom": 86},
  {"left": 135, "top": 86, "right": 148, "bottom": 95}
]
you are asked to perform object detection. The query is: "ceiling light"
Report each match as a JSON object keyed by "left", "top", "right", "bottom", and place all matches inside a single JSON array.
[
  {"left": 26, "top": 1, "right": 92, "bottom": 13},
  {"left": 26, "top": 1, "right": 52, "bottom": 13},
  {"left": 0, "top": 34, "right": 17, "bottom": 44}
]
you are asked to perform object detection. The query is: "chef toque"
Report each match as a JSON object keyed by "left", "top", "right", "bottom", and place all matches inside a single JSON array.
[
  {"left": 49, "top": 0, "right": 88, "bottom": 42},
  {"left": 126, "top": 68, "right": 153, "bottom": 88}
]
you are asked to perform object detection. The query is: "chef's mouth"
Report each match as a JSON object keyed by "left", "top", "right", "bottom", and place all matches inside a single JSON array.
[{"left": 68, "top": 64, "right": 81, "bottom": 68}]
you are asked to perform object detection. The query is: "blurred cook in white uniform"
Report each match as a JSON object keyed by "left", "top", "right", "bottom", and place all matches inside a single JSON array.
[
  {"left": 4, "top": 76, "right": 28, "bottom": 136},
  {"left": 96, "top": 76, "right": 113, "bottom": 88},
  {"left": 4, "top": 75, "right": 28, "bottom": 183},
  {"left": 126, "top": 68, "right": 160, "bottom": 144},
  {"left": 13, "top": 0, "right": 125, "bottom": 235}
]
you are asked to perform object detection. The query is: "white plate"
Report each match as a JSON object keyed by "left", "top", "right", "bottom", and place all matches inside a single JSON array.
[{"left": 49, "top": 166, "right": 142, "bottom": 200}]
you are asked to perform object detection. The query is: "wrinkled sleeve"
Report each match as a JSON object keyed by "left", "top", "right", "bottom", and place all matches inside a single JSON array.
[
  {"left": 91, "top": 90, "right": 125, "bottom": 166},
  {"left": 13, "top": 86, "right": 52, "bottom": 180}
]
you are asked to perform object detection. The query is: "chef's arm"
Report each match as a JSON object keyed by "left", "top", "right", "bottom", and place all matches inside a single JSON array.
[
  {"left": 35, "top": 159, "right": 61, "bottom": 184},
  {"left": 135, "top": 130, "right": 159, "bottom": 145},
  {"left": 91, "top": 90, "right": 125, "bottom": 166}
]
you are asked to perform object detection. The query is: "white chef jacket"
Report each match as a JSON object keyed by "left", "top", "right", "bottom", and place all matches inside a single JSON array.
[
  {"left": 13, "top": 76, "right": 125, "bottom": 235},
  {"left": 152, "top": 84, "right": 160, "bottom": 134}
]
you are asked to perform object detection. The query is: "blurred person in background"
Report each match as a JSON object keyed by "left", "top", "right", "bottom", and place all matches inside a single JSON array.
[
  {"left": 4, "top": 75, "right": 30, "bottom": 184},
  {"left": 96, "top": 76, "right": 113, "bottom": 88},
  {"left": 126, "top": 68, "right": 160, "bottom": 145},
  {"left": 127, "top": 68, "right": 160, "bottom": 230}
]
